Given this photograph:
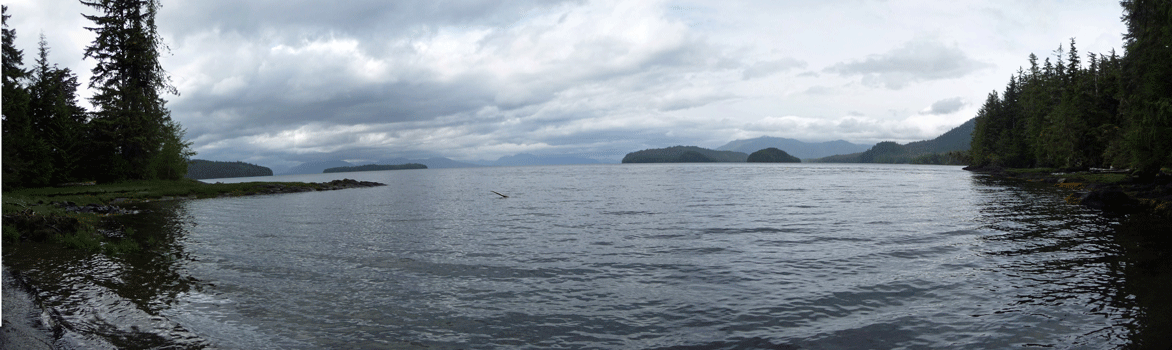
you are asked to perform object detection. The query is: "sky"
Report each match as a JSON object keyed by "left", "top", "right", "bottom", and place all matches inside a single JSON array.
[{"left": 6, "top": 0, "right": 1127, "bottom": 170}]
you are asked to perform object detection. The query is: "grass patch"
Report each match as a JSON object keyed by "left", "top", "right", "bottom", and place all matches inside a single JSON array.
[{"left": 3, "top": 179, "right": 334, "bottom": 256}]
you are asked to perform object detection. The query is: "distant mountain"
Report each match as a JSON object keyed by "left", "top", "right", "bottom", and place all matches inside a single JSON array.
[
  {"left": 902, "top": 117, "right": 976, "bottom": 154},
  {"left": 811, "top": 117, "right": 976, "bottom": 164},
  {"left": 323, "top": 163, "right": 427, "bottom": 173},
  {"left": 622, "top": 146, "right": 749, "bottom": 163},
  {"left": 716, "top": 137, "right": 872, "bottom": 159},
  {"left": 379, "top": 157, "right": 482, "bottom": 169},
  {"left": 280, "top": 160, "right": 353, "bottom": 175},
  {"left": 481, "top": 153, "right": 603, "bottom": 167},
  {"left": 186, "top": 159, "right": 273, "bottom": 179}
]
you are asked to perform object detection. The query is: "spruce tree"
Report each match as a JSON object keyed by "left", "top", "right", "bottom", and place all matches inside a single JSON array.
[
  {"left": 1120, "top": 0, "right": 1172, "bottom": 175},
  {"left": 30, "top": 35, "right": 89, "bottom": 183},
  {"left": 2, "top": 6, "right": 52, "bottom": 187},
  {"left": 81, "top": 0, "right": 190, "bottom": 181}
]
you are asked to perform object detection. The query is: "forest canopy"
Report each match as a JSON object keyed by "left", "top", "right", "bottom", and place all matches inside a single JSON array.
[
  {"left": 2, "top": 1, "right": 194, "bottom": 189},
  {"left": 969, "top": 0, "right": 1171, "bottom": 175}
]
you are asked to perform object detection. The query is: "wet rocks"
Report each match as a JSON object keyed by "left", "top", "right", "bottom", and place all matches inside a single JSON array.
[
  {"left": 1078, "top": 187, "right": 1140, "bottom": 212},
  {"left": 321, "top": 178, "right": 384, "bottom": 190},
  {"left": 225, "top": 179, "right": 385, "bottom": 196},
  {"left": 51, "top": 201, "right": 140, "bottom": 215}
]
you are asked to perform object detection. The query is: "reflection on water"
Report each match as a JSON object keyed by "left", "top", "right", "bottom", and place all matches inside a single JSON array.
[
  {"left": 4, "top": 201, "right": 209, "bottom": 349},
  {"left": 2, "top": 165, "right": 1170, "bottom": 349},
  {"left": 1112, "top": 213, "right": 1172, "bottom": 350},
  {"left": 971, "top": 175, "right": 1172, "bottom": 349}
]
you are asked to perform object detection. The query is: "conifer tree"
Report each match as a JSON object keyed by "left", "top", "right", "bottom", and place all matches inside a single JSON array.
[
  {"left": 2, "top": 6, "right": 52, "bottom": 187},
  {"left": 30, "top": 35, "right": 89, "bottom": 183},
  {"left": 1119, "top": 0, "right": 1172, "bottom": 175},
  {"left": 81, "top": 0, "right": 191, "bottom": 181}
]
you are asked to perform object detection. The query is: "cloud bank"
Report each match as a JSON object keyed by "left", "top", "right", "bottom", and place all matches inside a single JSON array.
[{"left": 5, "top": 0, "right": 1127, "bottom": 169}]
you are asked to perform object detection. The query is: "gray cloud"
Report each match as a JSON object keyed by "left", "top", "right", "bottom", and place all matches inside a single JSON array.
[
  {"left": 163, "top": 1, "right": 737, "bottom": 158},
  {"left": 921, "top": 97, "right": 967, "bottom": 115},
  {"left": 6, "top": 0, "right": 1127, "bottom": 169},
  {"left": 161, "top": 1, "right": 579, "bottom": 46},
  {"left": 824, "top": 37, "right": 993, "bottom": 89}
]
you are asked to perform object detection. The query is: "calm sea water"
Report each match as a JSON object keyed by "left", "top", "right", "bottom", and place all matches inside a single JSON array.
[{"left": 5, "top": 163, "right": 1169, "bottom": 349}]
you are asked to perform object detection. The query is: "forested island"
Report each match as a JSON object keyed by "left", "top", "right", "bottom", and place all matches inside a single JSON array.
[
  {"left": 717, "top": 137, "right": 871, "bottom": 159},
  {"left": 622, "top": 146, "right": 749, "bottom": 163},
  {"left": 186, "top": 159, "right": 273, "bottom": 179},
  {"left": 323, "top": 163, "right": 427, "bottom": 173},
  {"left": 747, "top": 148, "right": 801, "bottom": 163},
  {"left": 967, "top": 1, "right": 1170, "bottom": 176}
]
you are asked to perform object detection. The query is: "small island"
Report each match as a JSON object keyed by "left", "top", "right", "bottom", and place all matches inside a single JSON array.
[
  {"left": 186, "top": 159, "right": 274, "bottom": 179},
  {"left": 322, "top": 163, "right": 427, "bottom": 173},
  {"left": 622, "top": 146, "right": 749, "bottom": 163},
  {"left": 746, "top": 148, "right": 801, "bottom": 163}
]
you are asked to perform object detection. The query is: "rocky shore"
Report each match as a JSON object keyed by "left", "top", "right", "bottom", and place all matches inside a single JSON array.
[
  {"left": 964, "top": 166, "right": 1172, "bottom": 217},
  {"left": 205, "top": 178, "right": 386, "bottom": 196}
]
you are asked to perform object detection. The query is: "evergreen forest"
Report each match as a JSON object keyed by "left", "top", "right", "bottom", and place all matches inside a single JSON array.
[
  {"left": 185, "top": 160, "right": 273, "bottom": 180},
  {"left": 746, "top": 148, "right": 801, "bottom": 163},
  {"left": 969, "top": 0, "right": 1171, "bottom": 175},
  {"left": 2, "top": 1, "right": 193, "bottom": 189},
  {"left": 622, "top": 146, "right": 749, "bottom": 163}
]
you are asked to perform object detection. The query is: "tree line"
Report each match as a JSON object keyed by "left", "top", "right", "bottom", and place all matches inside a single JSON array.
[
  {"left": 2, "top": 1, "right": 193, "bottom": 189},
  {"left": 970, "top": 0, "right": 1170, "bottom": 175},
  {"left": 622, "top": 146, "right": 749, "bottom": 163},
  {"left": 186, "top": 160, "right": 273, "bottom": 180}
]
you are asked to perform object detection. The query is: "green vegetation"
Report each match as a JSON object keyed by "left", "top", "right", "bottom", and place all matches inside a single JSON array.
[
  {"left": 323, "top": 163, "right": 427, "bottom": 173},
  {"left": 811, "top": 119, "right": 975, "bottom": 165},
  {"left": 2, "top": 179, "right": 381, "bottom": 254},
  {"left": 186, "top": 159, "right": 274, "bottom": 179},
  {"left": 2, "top": 2, "right": 193, "bottom": 189},
  {"left": 970, "top": 0, "right": 1171, "bottom": 175},
  {"left": 746, "top": 148, "right": 801, "bottom": 163},
  {"left": 622, "top": 146, "right": 748, "bottom": 163}
]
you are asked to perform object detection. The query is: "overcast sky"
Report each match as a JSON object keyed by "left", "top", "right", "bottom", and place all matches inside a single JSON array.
[{"left": 7, "top": 0, "right": 1126, "bottom": 169}]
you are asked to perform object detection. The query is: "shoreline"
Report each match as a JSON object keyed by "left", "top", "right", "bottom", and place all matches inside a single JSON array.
[
  {"left": 1, "top": 267, "right": 58, "bottom": 350},
  {"left": 963, "top": 165, "right": 1172, "bottom": 217},
  {"left": 2, "top": 178, "right": 387, "bottom": 348}
]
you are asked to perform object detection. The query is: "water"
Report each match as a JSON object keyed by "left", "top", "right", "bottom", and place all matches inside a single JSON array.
[{"left": 4, "top": 163, "right": 1169, "bottom": 349}]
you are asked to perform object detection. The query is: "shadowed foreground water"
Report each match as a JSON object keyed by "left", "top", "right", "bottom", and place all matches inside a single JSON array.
[{"left": 4, "top": 164, "right": 1170, "bottom": 349}]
